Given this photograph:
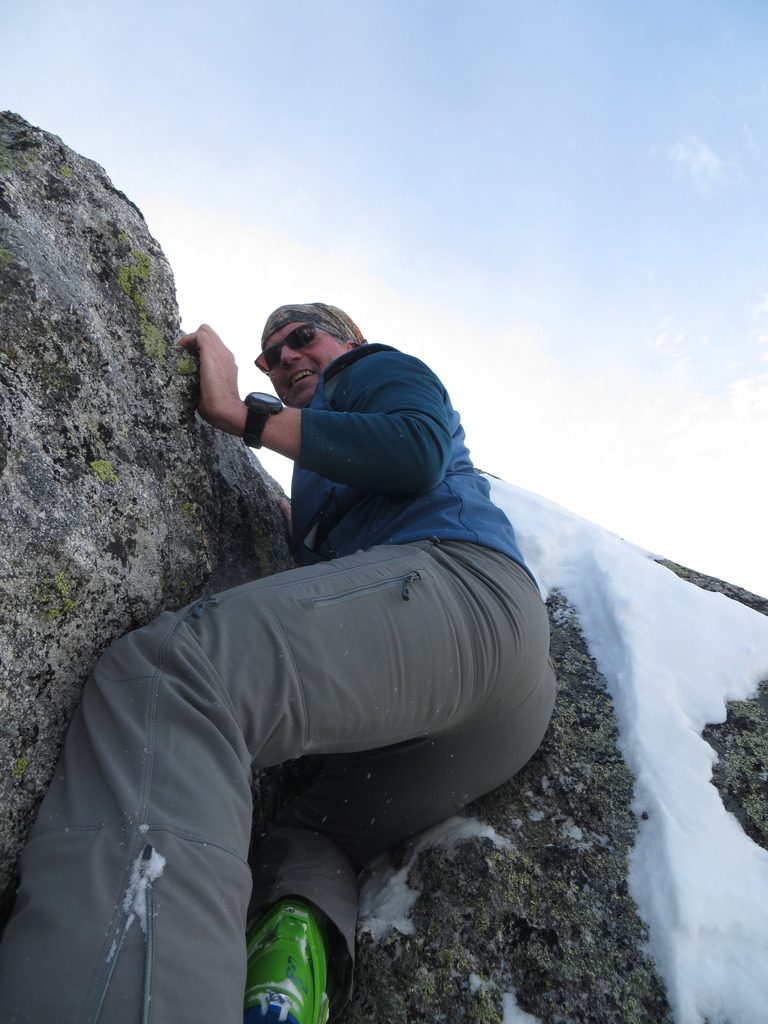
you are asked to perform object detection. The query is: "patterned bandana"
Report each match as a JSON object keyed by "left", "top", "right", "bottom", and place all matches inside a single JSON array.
[{"left": 260, "top": 303, "right": 367, "bottom": 348}]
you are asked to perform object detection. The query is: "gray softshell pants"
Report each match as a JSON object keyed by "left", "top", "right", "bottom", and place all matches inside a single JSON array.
[{"left": 0, "top": 540, "right": 556, "bottom": 1022}]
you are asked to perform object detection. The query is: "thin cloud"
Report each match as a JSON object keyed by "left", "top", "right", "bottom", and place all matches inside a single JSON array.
[
  {"left": 670, "top": 134, "right": 735, "bottom": 194},
  {"left": 653, "top": 329, "right": 687, "bottom": 352},
  {"left": 750, "top": 294, "right": 768, "bottom": 356}
]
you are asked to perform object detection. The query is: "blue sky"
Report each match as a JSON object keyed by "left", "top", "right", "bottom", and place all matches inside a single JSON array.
[{"left": 3, "top": 0, "right": 767, "bottom": 594}]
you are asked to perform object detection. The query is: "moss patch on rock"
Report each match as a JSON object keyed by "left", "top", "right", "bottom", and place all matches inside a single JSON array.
[
  {"left": 117, "top": 250, "right": 166, "bottom": 360},
  {"left": 35, "top": 572, "right": 77, "bottom": 621},
  {"left": 175, "top": 351, "right": 198, "bottom": 376},
  {"left": 88, "top": 459, "right": 118, "bottom": 484}
]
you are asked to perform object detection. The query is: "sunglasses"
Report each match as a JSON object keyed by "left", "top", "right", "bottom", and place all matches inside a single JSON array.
[{"left": 255, "top": 324, "right": 320, "bottom": 374}]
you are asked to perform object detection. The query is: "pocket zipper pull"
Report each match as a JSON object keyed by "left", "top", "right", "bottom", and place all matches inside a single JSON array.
[{"left": 401, "top": 571, "right": 421, "bottom": 600}]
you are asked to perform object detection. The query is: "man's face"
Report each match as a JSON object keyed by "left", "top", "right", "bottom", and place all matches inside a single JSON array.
[{"left": 262, "top": 321, "right": 357, "bottom": 408}]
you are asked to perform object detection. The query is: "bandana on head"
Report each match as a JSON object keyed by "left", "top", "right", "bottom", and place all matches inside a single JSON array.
[{"left": 260, "top": 303, "right": 367, "bottom": 348}]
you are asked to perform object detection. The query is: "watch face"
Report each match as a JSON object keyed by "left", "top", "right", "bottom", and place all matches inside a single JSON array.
[{"left": 245, "top": 391, "right": 283, "bottom": 412}]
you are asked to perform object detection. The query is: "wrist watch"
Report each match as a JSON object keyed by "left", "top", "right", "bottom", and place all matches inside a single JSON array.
[{"left": 243, "top": 392, "right": 284, "bottom": 448}]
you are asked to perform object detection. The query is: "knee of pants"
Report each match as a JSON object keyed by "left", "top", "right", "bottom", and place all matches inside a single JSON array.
[{"left": 40, "top": 610, "right": 253, "bottom": 837}]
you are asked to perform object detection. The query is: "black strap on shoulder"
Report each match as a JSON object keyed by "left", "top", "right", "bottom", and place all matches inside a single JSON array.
[{"left": 323, "top": 343, "right": 394, "bottom": 404}]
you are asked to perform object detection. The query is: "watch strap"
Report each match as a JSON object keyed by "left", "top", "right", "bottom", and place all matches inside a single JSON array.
[{"left": 243, "top": 405, "right": 270, "bottom": 448}]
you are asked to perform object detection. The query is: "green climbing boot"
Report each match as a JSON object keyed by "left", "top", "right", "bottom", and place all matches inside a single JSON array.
[{"left": 243, "top": 898, "right": 330, "bottom": 1024}]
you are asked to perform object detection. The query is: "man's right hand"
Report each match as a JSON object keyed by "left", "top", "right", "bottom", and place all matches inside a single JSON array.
[{"left": 178, "top": 324, "right": 247, "bottom": 436}]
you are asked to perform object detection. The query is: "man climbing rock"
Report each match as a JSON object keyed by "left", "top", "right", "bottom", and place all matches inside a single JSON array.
[{"left": 0, "top": 303, "right": 555, "bottom": 1023}]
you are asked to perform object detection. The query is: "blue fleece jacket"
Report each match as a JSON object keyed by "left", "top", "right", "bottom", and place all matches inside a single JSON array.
[{"left": 291, "top": 344, "right": 529, "bottom": 576}]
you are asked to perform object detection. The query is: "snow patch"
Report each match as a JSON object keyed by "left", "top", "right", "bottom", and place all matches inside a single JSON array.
[
  {"left": 490, "top": 477, "right": 768, "bottom": 1024},
  {"left": 122, "top": 845, "right": 166, "bottom": 936},
  {"left": 359, "top": 815, "right": 512, "bottom": 940},
  {"left": 501, "top": 988, "right": 544, "bottom": 1024}
]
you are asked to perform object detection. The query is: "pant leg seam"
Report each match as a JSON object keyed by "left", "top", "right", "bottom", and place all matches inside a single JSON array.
[{"left": 136, "top": 614, "right": 190, "bottom": 827}]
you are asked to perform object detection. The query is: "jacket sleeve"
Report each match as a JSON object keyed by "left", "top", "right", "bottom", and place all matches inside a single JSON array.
[{"left": 298, "top": 350, "right": 454, "bottom": 494}]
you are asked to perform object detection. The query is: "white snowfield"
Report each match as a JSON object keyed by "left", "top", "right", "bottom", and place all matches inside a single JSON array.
[{"left": 359, "top": 480, "right": 768, "bottom": 1024}]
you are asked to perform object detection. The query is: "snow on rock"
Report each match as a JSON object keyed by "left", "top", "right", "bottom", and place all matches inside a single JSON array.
[
  {"left": 502, "top": 989, "right": 545, "bottom": 1024},
  {"left": 359, "top": 815, "right": 512, "bottom": 940},
  {"left": 490, "top": 478, "right": 768, "bottom": 1024}
]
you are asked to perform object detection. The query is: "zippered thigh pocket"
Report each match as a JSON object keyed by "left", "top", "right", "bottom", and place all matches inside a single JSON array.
[{"left": 303, "top": 570, "right": 422, "bottom": 608}]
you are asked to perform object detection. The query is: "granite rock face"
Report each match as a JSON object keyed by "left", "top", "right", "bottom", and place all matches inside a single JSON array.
[{"left": 0, "top": 111, "right": 293, "bottom": 920}]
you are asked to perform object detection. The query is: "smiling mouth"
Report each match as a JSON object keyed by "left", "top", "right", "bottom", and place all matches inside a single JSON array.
[{"left": 290, "top": 369, "right": 314, "bottom": 386}]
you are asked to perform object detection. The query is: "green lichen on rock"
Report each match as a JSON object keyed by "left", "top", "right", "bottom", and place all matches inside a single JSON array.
[
  {"left": 140, "top": 319, "right": 165, "bottom": 360},
  {"left": 88, "top": 459, "right": 118, "bottom": 484},
  {"left": 117, "top": 250, "right": 166, "bottom": 361},
  {"left": 0, "top": 248, "right": 13, "bottom": 268},
  {"left": 12, "top": 757, "right": 30, "bottom": 779},
  {"left": 59, "top": 163, "right": 73, "bottom": 179},
  {"left": 0, "top": 124, "right": 39, "bottom": 175},
  {"left": 0, "top": 140, "right": 14, "bottom": 174},
  {"left": 467, "top": 984, "right": 501, "bottom": 1024},
  {"left": 37, "top": 358, "right": 82, "bottom": 396},
  {"left": 175, "top": 351, "right": 198, "bottom": 376},
  {"left": 704, "top": 681, "right": 768, "bottom": 849},
  {"left": 35, "top": 572, "right": 77, "bottom": 620},
  {"left": 117, "top": 250, "right": 151, "bottom": 300}
]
